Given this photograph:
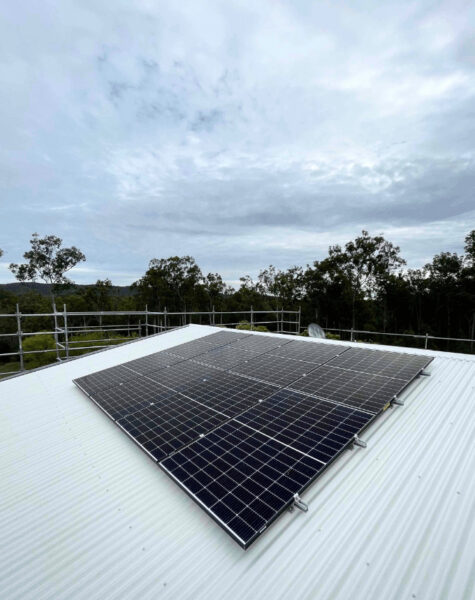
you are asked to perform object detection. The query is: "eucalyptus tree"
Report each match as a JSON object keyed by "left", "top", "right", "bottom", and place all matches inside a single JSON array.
[{"left": 9, "top": 233, "right": 85, "bottom": 303}]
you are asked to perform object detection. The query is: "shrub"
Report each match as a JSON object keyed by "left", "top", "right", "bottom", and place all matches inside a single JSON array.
[{"left": 236, "top": 320, "right": 270, "bottom": 332}]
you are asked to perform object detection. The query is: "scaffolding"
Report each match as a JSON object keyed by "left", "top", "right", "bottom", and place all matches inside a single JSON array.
[{"left": 0, "top": 306, "right": 301, "bottom": 378}]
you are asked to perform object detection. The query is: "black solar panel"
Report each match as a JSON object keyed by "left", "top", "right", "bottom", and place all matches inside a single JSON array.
[
  {"left": 123, "top": 351, "right": 185, "bottom": 375},
  {"left": 201, "top": 330, "right": 251, "bottom": 345},
  {"left": 288, "top": 364, "right": 410, "bottom": 414},
  {"left": 146, "top": 361, "right": 219, "bottom": 393},
  {"left": 117, "top": 394, "right": 228, "bottom": 461},
  {"left": 193, "top": 345, "right": 261, "bottom": 370},
  {"left": 165, "top": 338, "right": 222, "bottom": 359},
  {"left": 185, "top": 370, "right": 278, "bottom": 417},
  {"left": 236, "top": 389, "right": 372, "bottom": 463},
  {"left": 230, "top": 353, "right": 319, "bottom": 387},
  {"left": 80, "top": 376, "right": 175, "bottom": 421},
  {"left": 267, "top": 340, "right": 350, "bottom": 364},
  {"left": 74, "top": 364, "right": 139, "bottom": 396},
  {"left": 232, "top": 335, "right": 293, "bottom": 353},
  {"left": 326, "top": 347, "right": 433, "bottom": 380},
  {"left": 74, "top": 330, "right": 434, "bottom": 549},
  {"left": 160, "top": 420, "right": 323, "bottom": 549}
]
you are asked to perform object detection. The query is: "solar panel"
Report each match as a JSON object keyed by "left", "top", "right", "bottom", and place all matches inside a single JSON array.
[
  {"left": 74, "top": 364, "right": 140, "bottom": 396},
  {"left": 232, "top": 335, "right": 293, "bottom": 353},
  {"left": 145, "top": 361, "right": 219, "bottom": 393},
  {"left": 326, "top": 347, "right": 433, "bottom": 380},
  {"left": 288, "top": 364, "right": 411, "bottom": 414},
  {"left": 267, "top": 340, "right": 350, "bottom": 364},
  {"left": 117, "top": 394, "right": 229, "bottom": 461},
  {"left": 74, "top": 330, "right": 434, "bottom": 549},
  {"left": 160, "top": 420, "right": 323, "bottom": 549},
  {"left": 165, "top": 338, "right": 224, "bottom": 359},
  {"left": 200, "top": 330, "right": 251, "bottom": 345},
  {"left": 193, "top": 345, "right": 262, "bottom": 370},
  {"left": 230, "top": 353, "right": 319, "bottom": 387},
  {"left": 123, "top": 351, "right": 185, "bottom": 375},
  {"left": 165, "top": 330, "right": 250, "bottom": 360},
  {"left": 235, "top": 389, "right": 372, "bottom": 463},
  {"left": 185, "top": 370, "right": 278, "bottom": 417},
  {"left": 79, "top": 376, "right": 176, "bottom": 421}
]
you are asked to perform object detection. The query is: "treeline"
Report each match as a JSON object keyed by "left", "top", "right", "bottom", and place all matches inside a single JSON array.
[{"left": 0, "top": 230, "right": 474, "bottom": 356}]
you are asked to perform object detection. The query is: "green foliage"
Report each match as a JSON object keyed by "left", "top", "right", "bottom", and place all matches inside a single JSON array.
[
  {"left": 325, "top": 332, "right": 341, "bottom": 340},
  {"left": 236, "top": 320, "right": 270, "bottom": 332},
  {"left": 21, "top": 331, "right": 137, "bottom": 370}
]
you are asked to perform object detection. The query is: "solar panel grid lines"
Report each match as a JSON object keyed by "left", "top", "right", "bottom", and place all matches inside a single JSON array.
[
  {"left": 164, "top": 330, "right": 252, "bottom": 360},
  {"left": 266, "top": 340, "right": 351, "bottom": 365},
  {"left": 80, "top": 376, "right": 177, "bottom": 421},
  {"left": 229, "top": 353, "right": 320, "bottom": 388},
  {"left": 160, "top": 420, "right": 323, "bottom": 548},
  {"left": 183, "top": 370, "right": 279, "bottom": 418},
  {"left": 117, "top": 394, "right": 229, "bottom": 461},
  {"left": 122, "top": 351, "right": 186, "bottom": 375},
  {"left": 74, "top": 364, "right": 140, "bottom": 396},
  {"left": 144, "top": 360, "right": 222, "bottom": 393},
  {"left": 235, "top": 388, "right": 372, "bottom": 464},
  {"left": 288, "top": 364, "right": 409, "bottom": 414},
  {"left": 230, "top": 335, "right": 294, "bottom": 353},
  {"left": 190, "top": 345, "right": 267, "bottom": 370},
  {"left": 326, "top": 347, "right": 434, "bottom": 380}
]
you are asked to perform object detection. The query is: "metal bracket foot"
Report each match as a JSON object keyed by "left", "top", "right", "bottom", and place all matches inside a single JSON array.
[
  {"left": 393, "top": 397, "right": 405, "bottom": 406},
  {"left": 293, "top": 494, "right": 308, "bottom": 512},
  {"left": 353, "top": 434, "right": 367, "bottom": 448},
  {"left": 419, "top": 371, "right": 431, "bottom": 377}
]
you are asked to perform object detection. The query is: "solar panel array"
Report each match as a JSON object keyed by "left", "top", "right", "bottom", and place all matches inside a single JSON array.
[{"left": 74, "top": 329, "right": 433, "bottom": 548}]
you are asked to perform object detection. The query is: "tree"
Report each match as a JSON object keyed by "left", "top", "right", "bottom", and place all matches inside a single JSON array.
[
  {"left": 203, "top": 273, "right": 228, "bottom": 310},
  {"left": 81, "top": 279, "right": 113, "bottom": 311},
  {"left": 9, "top": 233, "right": 86, "bottom": 302},
  {"left": 132, "top": 256, "right": 203, "bottom": 311},
  {"left": 313, "top": 231, "right": 406, "bottom": 329}
]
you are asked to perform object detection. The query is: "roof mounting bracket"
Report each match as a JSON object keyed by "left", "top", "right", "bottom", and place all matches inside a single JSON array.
[
  {"left": 419, "top": 370, "right": 431, "bottom": 377},
  {"left": 293, "top": 493, "right": 308, "bottom": 513},
  {"left": 353, "top": 434, "right": 367, "bottom": 448},
  {"left": 393, "top": 396, "right": 405, "bottom": 406}
]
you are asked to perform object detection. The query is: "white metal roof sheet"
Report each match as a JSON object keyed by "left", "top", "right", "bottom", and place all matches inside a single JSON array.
[{"left": 1, "top": 325, "right": 474, "bottom": 600}]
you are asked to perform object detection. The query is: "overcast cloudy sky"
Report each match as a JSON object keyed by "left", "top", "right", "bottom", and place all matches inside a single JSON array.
[{"left": 1, "top": 0, "right": 474, "bottom": 286}]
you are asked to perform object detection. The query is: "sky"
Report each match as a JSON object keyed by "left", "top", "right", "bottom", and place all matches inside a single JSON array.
[{"left": 1, "top": 0, "right": 474, "bottom": 286}]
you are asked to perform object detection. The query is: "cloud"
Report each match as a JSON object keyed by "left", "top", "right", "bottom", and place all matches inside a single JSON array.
[{"left": 1, "top": 0, "right": 474, "bottom": 285}]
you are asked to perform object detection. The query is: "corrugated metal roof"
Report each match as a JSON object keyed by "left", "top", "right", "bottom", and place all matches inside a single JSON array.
[{"left": 1, "top": 325, "right": 474, "bottom": 600}]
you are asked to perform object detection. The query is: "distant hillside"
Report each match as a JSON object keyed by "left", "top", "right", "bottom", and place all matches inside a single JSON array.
[{"left": 0, "top": 282, "right": 134, "bottom": 297}]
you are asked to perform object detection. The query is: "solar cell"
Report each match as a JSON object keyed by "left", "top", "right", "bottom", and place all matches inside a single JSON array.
[
  {"left": 326, "top": 347, "right": 433, "bottom": 380},
  {"left": 186, "top": 370, "right": 278, "bottom": 417},
  {"left": 267, "top": 340, "right": 350, "bottom": 365},
  {"left": 236, "top": 389, "right": 372, "bottom": 463},
  {"left": 230, "top": 353, "right": 318, "bottom": 387},
  {"left": 160, "top": 420, "right": 322, "bottom": 549},
  {"left": 117, "top": 394, "right": 228, "bottom": 461},
  {"left": 288, "top": 364, "right": 408, "bottom": 413}
]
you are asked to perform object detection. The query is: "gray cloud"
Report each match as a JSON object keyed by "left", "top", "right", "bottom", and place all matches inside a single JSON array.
[{"left": 0, "top": 0, "right": 474, "bottom": 285}]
